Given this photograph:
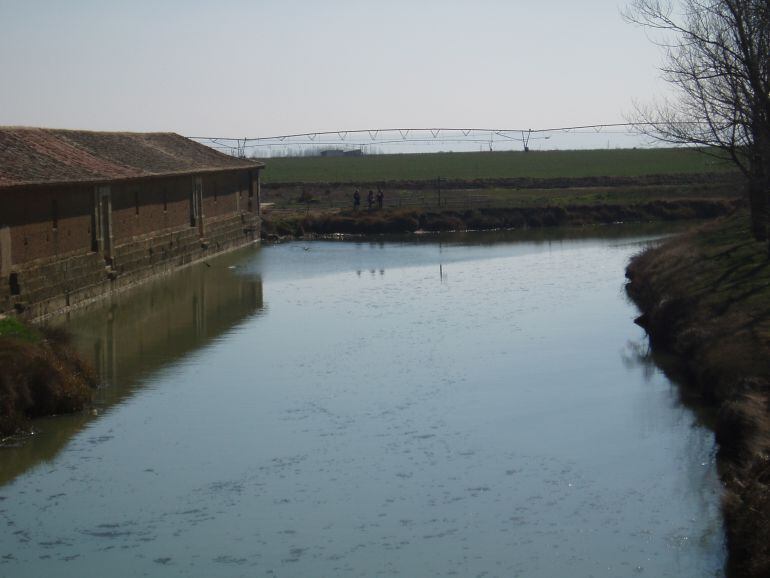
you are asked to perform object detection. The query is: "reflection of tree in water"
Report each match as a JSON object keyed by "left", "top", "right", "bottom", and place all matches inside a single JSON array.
[
  {"left": 621, "top": 338, "right": 718, "bottom": 430},
  {"left": 621, "top": 339, "right": 658, "bottom": 382},
  {"left": 622, "top": 337, "right": 722, "bottom": 542}
]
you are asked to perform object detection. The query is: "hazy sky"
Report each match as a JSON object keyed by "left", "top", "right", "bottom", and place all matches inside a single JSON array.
[{"left": 0, "top": 0, "right": 669, "bottom": 145}]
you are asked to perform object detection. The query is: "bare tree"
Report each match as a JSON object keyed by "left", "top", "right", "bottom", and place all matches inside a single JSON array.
[{"left": 624, "top": 0, "right": 770, "bottom": 241}]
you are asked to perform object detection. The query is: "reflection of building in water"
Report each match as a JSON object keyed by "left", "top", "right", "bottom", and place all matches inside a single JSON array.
[
  {"left": 65, "top": 252, "right": 263, "bottom": 397},
  {"left": 2, "top": 250, "right": 264, "bottom": 486}
]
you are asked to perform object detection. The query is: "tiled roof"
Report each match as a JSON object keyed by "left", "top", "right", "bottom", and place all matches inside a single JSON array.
[{"left": 0, "top": 127, "right": 263, "bottom": 188}]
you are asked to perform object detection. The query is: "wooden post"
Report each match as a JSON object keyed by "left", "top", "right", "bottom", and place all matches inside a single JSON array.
[{"left": 0, "top": 226, "right": 11, "bottom": 278}]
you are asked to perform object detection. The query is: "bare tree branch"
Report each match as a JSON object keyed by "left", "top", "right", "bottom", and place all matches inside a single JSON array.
[{"left": 624, "top": 0, "right": 770, "bottom": 240}]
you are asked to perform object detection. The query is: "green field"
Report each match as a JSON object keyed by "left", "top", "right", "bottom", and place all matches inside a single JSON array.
[{"left": 258, "top": 148, "right": 735, "bottom": 184}]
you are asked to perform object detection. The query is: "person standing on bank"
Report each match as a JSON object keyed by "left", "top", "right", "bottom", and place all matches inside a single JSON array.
[
  {"left": 353, "top": 189, "right": 360, "bottom": 210},
  {"left": 367, "top": 190, "right": 374, "bottom": 211},
  {"left": 376, "top": 187, "right": 384, "bottom": 210}
]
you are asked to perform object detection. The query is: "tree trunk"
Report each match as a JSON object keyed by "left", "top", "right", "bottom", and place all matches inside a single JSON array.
[
  {"left": 752, "top": 130, "right": 770, "bottom": 243},
  {"left": 748, "top": 177, "right": 768, "bottom": 241}
]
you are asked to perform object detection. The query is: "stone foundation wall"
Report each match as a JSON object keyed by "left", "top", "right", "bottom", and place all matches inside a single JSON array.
[{"left": 2, "top": 212, "right": 259, "bottom": 320}]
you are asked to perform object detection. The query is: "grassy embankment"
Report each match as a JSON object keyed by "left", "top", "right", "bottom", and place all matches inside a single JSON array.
[
  {"left": 0, "top": 316, "right": 96, "bottom": 437},
  {"left": 257, "top": 148, "right": 742, "bottom": 236},
  {"left": 626, "top": 213, "right": 770, "bottom": 578}
]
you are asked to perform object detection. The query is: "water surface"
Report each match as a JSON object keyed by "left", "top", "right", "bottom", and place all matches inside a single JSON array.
[{"left": 0, "top": 226, "right": 724, "bottom": 577}]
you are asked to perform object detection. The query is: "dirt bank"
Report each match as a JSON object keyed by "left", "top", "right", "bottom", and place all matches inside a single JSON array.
[
  {"left": 0, "top": 317, "right": 96, "bottom": 437},
  {"left": 262, "top": 199, "right": 739, "bottom": 239},
  {"left": 625, "top": 212, "right": 770, "bottom": 578}
]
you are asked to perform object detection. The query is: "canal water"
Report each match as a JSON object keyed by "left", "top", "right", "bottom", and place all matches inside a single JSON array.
[{"left": 0, "top": 226, "right": 725, "bottom": 577}]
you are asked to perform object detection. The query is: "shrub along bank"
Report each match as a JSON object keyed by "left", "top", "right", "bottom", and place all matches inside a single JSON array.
[
  {"left": 0, "top": 317, "right": 96, "bottom": 437},
  {"left": 625, "top": 212, "right": 770, "bottom": 578},
  {"left": 262, "top": 198, "right": 738, "bottom": 239}
]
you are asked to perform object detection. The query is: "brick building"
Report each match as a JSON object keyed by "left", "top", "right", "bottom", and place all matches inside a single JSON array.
[{"left": 0, "top": 127, "right": 264, "bottom": 318}]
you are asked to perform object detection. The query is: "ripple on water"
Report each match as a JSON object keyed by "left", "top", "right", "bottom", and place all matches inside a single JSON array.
[{"left": 0, "top": 233, "right": 726, "bottom": 577}]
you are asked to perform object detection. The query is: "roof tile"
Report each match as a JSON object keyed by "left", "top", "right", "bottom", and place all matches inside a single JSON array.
[{"left": 0, "top": 127, "right": 262, "bottom": 188}]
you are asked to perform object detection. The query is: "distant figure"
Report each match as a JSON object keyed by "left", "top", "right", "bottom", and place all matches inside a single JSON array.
[
  {"left": 353, "top": 189, "right": 360, "bottom": 210},
  {"left": 367, "top": 190, "right": 374, "bottom": 210},
  {"left": 376, "top": 188, "right": 384, "bottom": 209}
]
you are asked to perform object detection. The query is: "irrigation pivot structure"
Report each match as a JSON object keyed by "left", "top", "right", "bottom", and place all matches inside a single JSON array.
[{"left": 189, "top": 123, "right": 677, "bottom": 157}]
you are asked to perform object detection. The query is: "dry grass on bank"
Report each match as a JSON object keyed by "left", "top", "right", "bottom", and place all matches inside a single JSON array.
[
  {"left": 627, "top": 213, "right": 770, "bottom": 401},
  {"left": 262, "top": 199, "right": 738, "bottom": 239},
  {"left": 626, "top": 211, "right": 770, "bottom": 578},
  {"left": 0, "top": 318, "right": 96, "bottom": 437}
]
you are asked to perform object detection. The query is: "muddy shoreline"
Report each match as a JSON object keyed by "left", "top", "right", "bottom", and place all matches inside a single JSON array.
[{"left": 625, "top": 213, "right": 770, "bottom": 578}]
